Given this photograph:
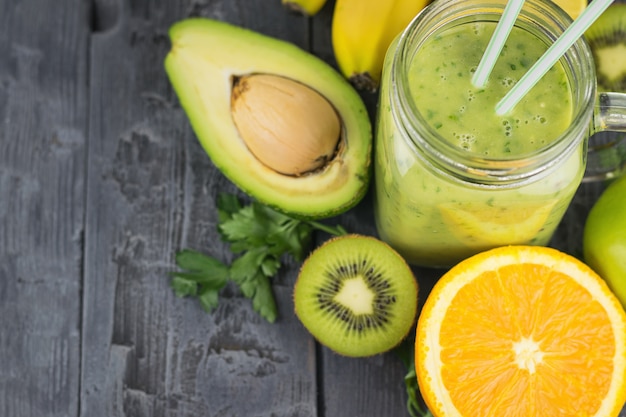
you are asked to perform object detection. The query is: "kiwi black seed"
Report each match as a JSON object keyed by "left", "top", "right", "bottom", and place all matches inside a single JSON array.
[
  {"left": 584, "top": 4, "right": 626, "bottom": 92},
  {"left": 293, "top": 234, "right": 418, "bottom": 357}
]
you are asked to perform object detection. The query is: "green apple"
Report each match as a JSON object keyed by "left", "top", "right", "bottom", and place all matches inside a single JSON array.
[{"left": 583, "top": 174, "right": 626, "bottom": 309}]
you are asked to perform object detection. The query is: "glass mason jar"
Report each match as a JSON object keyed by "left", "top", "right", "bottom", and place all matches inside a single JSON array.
[{"left": 373, "top": 0, "right": 626, "bottom": 267}]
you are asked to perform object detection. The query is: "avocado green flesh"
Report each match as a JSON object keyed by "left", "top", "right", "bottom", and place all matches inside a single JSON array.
[{"left": 164, "top": 18, "right": 372, "bottom": 219}]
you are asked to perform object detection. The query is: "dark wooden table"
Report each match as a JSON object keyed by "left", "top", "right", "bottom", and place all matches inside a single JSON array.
[{"left": 1, "top": 0, "right": 624, "bottom": 416}]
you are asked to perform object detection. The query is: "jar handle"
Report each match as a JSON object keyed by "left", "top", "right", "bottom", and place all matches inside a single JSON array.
[{"left": 585, "top": 92, "right": 626, "bottom": 182}]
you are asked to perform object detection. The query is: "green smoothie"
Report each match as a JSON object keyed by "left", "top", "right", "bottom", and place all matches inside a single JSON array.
[
  {"left": 410, "top": 22, "right": 571, "bottom": 157},
  {"left": 374, "top": 21, "right": 585, "bottom": 267}
]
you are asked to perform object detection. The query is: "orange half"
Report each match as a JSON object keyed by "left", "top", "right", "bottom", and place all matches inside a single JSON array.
[{"left": 416, "top": 245, "right": 626, "bottom": 417}]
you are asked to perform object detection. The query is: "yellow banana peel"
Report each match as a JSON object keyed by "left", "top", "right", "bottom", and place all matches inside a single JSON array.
[
  {"left": 332, "top": 0, "right": 431, "bottom": 92},
  {"left": 282, "top": 0, "right": 328, "bottom": 16}
]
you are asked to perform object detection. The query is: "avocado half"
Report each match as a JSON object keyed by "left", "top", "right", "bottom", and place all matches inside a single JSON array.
[{"left": 164, "top": 18, "right": 372, "bottom": 219}]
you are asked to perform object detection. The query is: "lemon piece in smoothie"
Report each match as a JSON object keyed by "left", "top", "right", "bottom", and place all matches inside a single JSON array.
[
  {"left": 439, "top": 200, "right": 558, "bottom": 247},
  {"left": 553, "top": 0, "right": 587, "bottom": 19}
]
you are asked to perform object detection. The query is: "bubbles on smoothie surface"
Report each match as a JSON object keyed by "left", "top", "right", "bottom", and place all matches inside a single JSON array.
[
  {"left": 502, "top": 120, "right": 513, "bottom": 137},
  {"left": 501, "top": 77, "right": 515, "bottom": 88},
  {"left": 408, "top": 20, "right": 573, "bottom": 158},
  {"left": 454, "top": 132, "right": 477, "bottom": 150}
]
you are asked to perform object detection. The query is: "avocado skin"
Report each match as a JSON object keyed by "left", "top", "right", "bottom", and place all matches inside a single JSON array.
[{"left": 164, "top": 18, "right": 372, "bottom": 220}]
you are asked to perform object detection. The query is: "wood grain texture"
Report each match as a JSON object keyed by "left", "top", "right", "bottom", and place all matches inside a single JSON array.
[
  {"left": 82, "top": 1, "right": 318, "bottom": 416},
  {"left": 1, "top": 0, "right": 625, "bottom": 415},
  {"left": 0, "top": 0, "right": 89, "bottom": 416}
]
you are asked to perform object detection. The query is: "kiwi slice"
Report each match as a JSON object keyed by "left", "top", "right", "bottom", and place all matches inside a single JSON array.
[
  {"left": 585, "top": 4, "right": 626, "bottom": 92},
  {"left": 293, "top": 234, "right": 418, "bottom": 357}
]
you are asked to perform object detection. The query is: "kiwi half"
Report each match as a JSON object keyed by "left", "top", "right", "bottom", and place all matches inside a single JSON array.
[
  {"left": 585, "top": 4, "right": 626, "bottom": 92},
  {"left": 293, "top": 234, "right": 418, "bottom": 357}
]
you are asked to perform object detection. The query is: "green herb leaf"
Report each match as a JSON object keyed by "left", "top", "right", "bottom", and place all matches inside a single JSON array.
[
  {"left": 228, "top": 248, "right": 279, "bottom": 322},
  {"left": 170, "top": 275, "right": 199, "bottom": 298},
  {"left": 198, "top": 286, "right": 221, "bottom": 312},
  {"left": 250, "top": 271, "right": 277, "bottom": 323},
  {"left": 394, "top": 337, "right": 433, "bottom": 417},
  {"left": 170, "top": 250, "right": 229, "bottom": 312},
  {"left": 306, "top": 220, "right": 349, "bottom": 239},
  {"left": 217, "top": 192, "right": 242, "bottom": 221},
  {"left": 267, "top": 219, "right": 313, "bottom": 261},
  {"left": 219, "top": 205, "right": 261, "bottom": 245},
  {"left": 260, "top": 256, "right": 281, "bottom": 277},
  {"left": 172, "top": 250, "right": 229, "bottom": 288},
  {"left": 228, "top": 246, "right": 264, "bottom": 277},
  {"left": 170, "top": 192, "right": 348, "bottom": 323},
  {"left": 175, "top": 249, "right": 220, "bottom": 271}
]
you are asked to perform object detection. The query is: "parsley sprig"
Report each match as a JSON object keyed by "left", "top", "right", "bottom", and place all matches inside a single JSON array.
[
  {"left": 395, "top": 337, "right": 434, "bottom": 417},
  {"left": 169, "top": 193, "right": 433, "bottom": 417},
  {"left": 169, "top": 192, "right": 347, "bottom": 323}
]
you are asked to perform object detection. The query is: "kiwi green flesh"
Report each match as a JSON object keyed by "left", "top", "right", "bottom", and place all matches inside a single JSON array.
[
  {"left": 293, "top": 235, "right": 418, "bottom": 357},
  {"left": 585, "top": 4, "right": 626, "bottom": 92}
]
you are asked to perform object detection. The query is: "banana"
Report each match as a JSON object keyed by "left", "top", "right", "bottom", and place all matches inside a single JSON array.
[
  {"left": 332, "top": 0, "right": 431, "bottom": 92},
  {"left": 282, "top": 0, "right": 328, "bottom": 16}
]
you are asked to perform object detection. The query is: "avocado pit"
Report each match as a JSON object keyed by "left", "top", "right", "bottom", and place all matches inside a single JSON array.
[
  {"left": 165, "top": 18, "right": 372, "bottom": 218},
  {"left": 231, "top": 74, "right": 341, "bottom": 176}
]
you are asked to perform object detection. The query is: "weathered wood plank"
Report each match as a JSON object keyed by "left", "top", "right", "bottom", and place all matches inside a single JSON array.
[
  {"left": 0, "top": 1, "right": 90, "bottom": 416},
  {"left": 81, "top": 1, "right": 319, "bottom": 416},
  {"left": 1, "top": 0, "right": 621, "bottom": 416},
  {"left": 307, "top": 2, "right": 421, "bottom": 414},
  {"left": 312, "top": 193, "right": 446, "bottom": 416}
]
